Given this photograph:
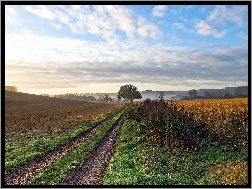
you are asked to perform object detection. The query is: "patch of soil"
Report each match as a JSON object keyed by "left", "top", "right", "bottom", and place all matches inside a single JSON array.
[{"left": 63, "top": 117, "right": 124, "bottom": 185}]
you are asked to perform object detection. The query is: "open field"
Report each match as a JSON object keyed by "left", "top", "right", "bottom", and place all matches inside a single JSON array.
[
  {"left": 4, "top": 92, "right": 248, "bottom": 186},
  {"left": 5, "top": 91, "right": 123, "bottom": 147}
]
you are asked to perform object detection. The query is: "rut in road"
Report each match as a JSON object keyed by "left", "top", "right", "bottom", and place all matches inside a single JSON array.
[
  {"left": 63, "top": 116, "right": 124, "bottom": 185},
  {"left": 5, "top": 114, "right": 116, "bottom": 185}
]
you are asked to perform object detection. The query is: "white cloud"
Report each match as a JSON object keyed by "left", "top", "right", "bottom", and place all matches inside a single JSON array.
[
  {"left": 186, "top": 5, "right": 195, "bottom": 9},
  {"left": 50, "top": 22, "right": 62, "bottom": 30},
  {"left": 6, "top": 6, "right": 16, "bottom": 15},
  {"left": 70, "top": 5, "right": 82, "bottom": 10},
  {"left": 5, "top": 30, "right": 248, "bottom": 94},
  {"left": 195, "top": 20, "right": 227, "bottom": 38},
  {"left": 5, "top": 5, "right": 248, "bottom": 94},
  {"left": 5, "top": 6, "right": 19, "bottom": 24},
  {"left": 23, "top": 5, "right": 166, "bottom": 42},
  {"left": 101, "top": 5, "right": 136, "bottom": 38},
  {"left": 53, "top": 6, "right": 135, "bottom": 42},
  {"left": 172, "top": 22, "right": 193, "bottom": 33},
  {"left": 173, "top": 22, "right": 185, "bottom": 30},
  {"left": 152, "top": 5, "right": 168, "bottom": 17},
  {"left": 137, "top": 17, "right": 162, "bottom": 39},
  {"left": 207, "top": 5, "right": 247, "bottom": 27},
  {"left": 24, "top": 5, "right": 56, "bottom": 20}
]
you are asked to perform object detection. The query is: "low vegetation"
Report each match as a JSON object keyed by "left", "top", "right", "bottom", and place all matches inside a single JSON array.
[
  {"left": 28, "top": 111, "right": 124, "bottom": 185},
  {"left": 104, "top": 99, "right": 248, "bottom": 185}
]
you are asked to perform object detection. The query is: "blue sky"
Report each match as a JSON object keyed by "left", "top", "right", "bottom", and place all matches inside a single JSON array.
[{"left": 5, "top": 5, "right": 248, "bottom": 95}]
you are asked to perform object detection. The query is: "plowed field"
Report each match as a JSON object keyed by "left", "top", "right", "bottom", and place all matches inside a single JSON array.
[{"left": 5, "top": 91, "right": 123, "bottom": 143}]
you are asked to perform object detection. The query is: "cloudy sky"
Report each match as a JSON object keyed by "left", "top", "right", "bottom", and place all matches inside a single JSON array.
[{"left": 5, "top": 5, "right": 248, "bottom": 95}]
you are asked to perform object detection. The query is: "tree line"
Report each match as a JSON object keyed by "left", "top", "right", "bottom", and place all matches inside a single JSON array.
[
  {"left": 54, "top": 93, "right": 115, "bottom": 102},
  {"left": 184, "top": 86, "right": 248, "bottom": 100},
  {"left": 5, "top": 84, "right": 247, "bottom": 103}
]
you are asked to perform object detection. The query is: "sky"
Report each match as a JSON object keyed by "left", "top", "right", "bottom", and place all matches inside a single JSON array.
[{"left": 5, "top": 4, "right": 249, "bottom": 95}]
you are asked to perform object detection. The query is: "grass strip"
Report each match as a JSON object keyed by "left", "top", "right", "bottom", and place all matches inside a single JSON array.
[
  {"left": 5, "top": 108, "right": 123, "bottom": 172},
  {"left": 103, "top": 119, "right": 147, "bottom": 185},
  {"left": 103, "top": 119, "right": 248, "bottom": 185},
  {"left": 28, "top": 111, "right": 124, "bottom": 185}
]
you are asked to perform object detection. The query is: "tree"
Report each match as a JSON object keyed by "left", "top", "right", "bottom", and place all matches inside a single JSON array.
[
  {"left": 117, "top": 84, "right": 142, "bottom": 103},
  {"left": 158, "top": 91, "right": 165, "bottom": 100},
  {"left": 103, "top": 94, "right": 112, "bottom": 102},
  {"left": 188, "top": 89, "right": 198, "bottom": 98},
  {"left": 5, "top": 86, "right": 18, "bottom": 92},
  {"left": 203, "top": 91, "right": 211, "bottom": 98},
  {"left": 234, "top": 86, "right": 248, "bottom": 96}
]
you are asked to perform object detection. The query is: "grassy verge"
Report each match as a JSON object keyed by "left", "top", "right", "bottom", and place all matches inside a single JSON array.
[
  {"left": 5, "top": 108, "right": 123, "bottom": 173},
  {"left": 28, "top": 111, "right": 124, "bottom": 185},
  {"left": 103, "top": 119, "right": 248, "bottom": 185},
  {"left": 103, "top": 120, "right": 147, "bottom": 185}
]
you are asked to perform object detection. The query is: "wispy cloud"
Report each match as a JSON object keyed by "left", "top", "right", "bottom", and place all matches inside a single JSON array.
[
  {"left": 137, "top": 16, "right": 162, "bottom": 39},
  {"left": 195, "top": 20, "right": 227, "bottom": 38},
  {"left": 24, "top": 5, "right": 138, "bottom": 42},
  {"left": 50, "top": 22, "right": 62, "bottom": 30},
  {"left": 172, "top": 22, "right": 193, "bottom": 33},
  {"left": 207, "top": 5, "right": 247, "bottom": 27},
  {"left": 5, "top": 6, "right": 19, "bottom": 24},
  {"left": 5, "top": 30, "right": 248, "bottom": 92},
  {"left": 25, "top": 5, "right": 56, "bottom": 20},
  {"left": 151, "top": 5, "right": 168, "bottom": 17}
]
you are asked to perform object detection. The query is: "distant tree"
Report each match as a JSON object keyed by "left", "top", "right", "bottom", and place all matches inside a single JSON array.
[
  {"left": 87, "top": 96, "right": 96, "bottom": 101},
  {"left": 104, "top": 94, "right": 112, "bottom": 102},
  {"left": 188, "top": 89, "right": 198, "bottom": 98},
  {"left": 203, "top": 91, "right": 211, "bottom": 98},
  {"left": 54, "top": 94, "right": 65, "bottom": 99},
  {"left": 234, "top": 86, "right": 248, "bottom": 96},
  {"left": 224, "top": 93, "right": 231, "bottom": 98},
  {"left": 5, "top": 86, "right": 18, "bottom": 92},
  {"left": 158, "top": 91, "right": 165, "bottom": 100},
  {"left": 117, "top": 84, "right": 142, "bottom": 103},
  {"left": 98, "top": 95, "right": 104, "bottom": 101}
]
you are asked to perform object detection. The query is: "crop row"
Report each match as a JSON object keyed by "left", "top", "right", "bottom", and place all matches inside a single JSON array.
[{"left": 171, "top": 98, "right": 248, "bottom": 147}]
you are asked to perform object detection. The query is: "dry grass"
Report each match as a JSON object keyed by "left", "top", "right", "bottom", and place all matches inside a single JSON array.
[{"left": 209, "top": 161, "right": 248, "bottom": 185}]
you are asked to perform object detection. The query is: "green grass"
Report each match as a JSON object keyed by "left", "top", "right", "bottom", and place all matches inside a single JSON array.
[
  {"left": 103, "top": 119, "right": 248, "bottom": 185},
  {"left": 5, "top": 108, "right": 123, "bottom": 173},
  {"left": 103, "top": 120, "right": 148, "bottom": 185},
  {"left": 28, "top": 111, "right": 124, "bottom": 185}
]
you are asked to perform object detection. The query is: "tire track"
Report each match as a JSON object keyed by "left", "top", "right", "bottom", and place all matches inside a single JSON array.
[
  {"left": 63, "top": 116, "right": 124, "bottom": 185},
  {"left": 5, "top": 114, "right": 117, "bottom": 185}
]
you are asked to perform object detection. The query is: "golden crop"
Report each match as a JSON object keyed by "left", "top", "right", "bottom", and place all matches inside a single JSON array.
[
  {"left": 209, "top": 161, "right": 248, "bottom": 185},
  {"left": 173, "top": 98, "right": 248, "bottom": 142}
]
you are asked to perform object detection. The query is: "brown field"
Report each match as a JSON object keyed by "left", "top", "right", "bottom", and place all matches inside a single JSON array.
[{"left": 5, "top": 91, "right": 123, "bottom": 143}]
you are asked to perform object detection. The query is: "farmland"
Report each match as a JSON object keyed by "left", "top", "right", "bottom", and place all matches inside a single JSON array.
[
  {"left": 5, "top": 91, "right": 123, "bottom": 148},
  {"left": 4, "top": 91, "right": 248, "bottom": 186},
  {"left": 105, "top": 99, "right": 248, "bottom": 185}
]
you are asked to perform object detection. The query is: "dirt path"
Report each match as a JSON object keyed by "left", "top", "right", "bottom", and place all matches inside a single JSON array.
[
  {"left": 5, "top": 115, "right": 116, "bottom": 185},
  {"left": 63, "top": 117, "right": 124, "bottom": 185}
]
